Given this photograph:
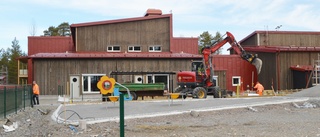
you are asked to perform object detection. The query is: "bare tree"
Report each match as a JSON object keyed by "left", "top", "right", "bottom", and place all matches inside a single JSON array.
[{"left": 29, "top": 19, "right": 37, "bottom": 36}]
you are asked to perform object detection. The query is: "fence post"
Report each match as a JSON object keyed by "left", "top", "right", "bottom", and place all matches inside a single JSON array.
[
  {"left": 4, "top": 87, "right": 6, "bottom": 119},
  {"left": 58, "top": 85, "right": 61, "bottom": 96},
  {"left": 30, "top": 86, "right": 33, "bottom": 108},
  {"left": 23, "top": 86, "right": 26, "bottom": 109},
  {"left": 15, "top": 86, "right": 17, "bottom": 114}
]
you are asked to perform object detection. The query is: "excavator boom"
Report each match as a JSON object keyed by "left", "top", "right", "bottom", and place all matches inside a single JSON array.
[{"left": 201, "top": 31, "right": 262, "bottom": 86}]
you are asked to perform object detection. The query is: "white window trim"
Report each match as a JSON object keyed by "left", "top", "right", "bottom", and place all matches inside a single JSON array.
[
  {"left": 107, "top": 45, "right": 121, "bottom": 52},
  {"left": 146, "top": 74, "right": 169, "bottom": 90},
  {"left": 128, "top": 46, "right": 141, "bottom": 52},
  {"left": 212, "top": 75, "right": 218, "bottom": 87},
  {"left": 149, "top": 45, "right": 162, "bottom": 52},
  {"left": 232, "top": 76, "right": 241, "bottom": 86},
  {"left": 82, "top": 74, "right": 105, "bottom": 94}
]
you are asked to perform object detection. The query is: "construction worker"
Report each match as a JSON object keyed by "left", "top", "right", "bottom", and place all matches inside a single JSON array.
[
  {"left": 254, "top": 81, "right": 264, "bottom": 96},
  {"left": 33, "top": 81, "right": 40, "bottom": 105}
]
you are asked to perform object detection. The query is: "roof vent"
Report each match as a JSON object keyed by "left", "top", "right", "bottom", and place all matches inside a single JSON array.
[{"left": 144, "top": 9, "right": 162, "bottom": 17}]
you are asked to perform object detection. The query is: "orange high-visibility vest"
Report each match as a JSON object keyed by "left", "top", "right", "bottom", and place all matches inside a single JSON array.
[{"left": 33, "top": 84, "right": 40, "bottom": 95}]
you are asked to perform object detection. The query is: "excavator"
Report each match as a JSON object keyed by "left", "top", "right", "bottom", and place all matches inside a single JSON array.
[{"left": 174, "top": 31, "right": 263, "bottom": 98}]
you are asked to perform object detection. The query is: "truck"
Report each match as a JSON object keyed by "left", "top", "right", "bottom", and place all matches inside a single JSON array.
[{"left": 174, "top": 32, "right": 263, "bottom": 99}]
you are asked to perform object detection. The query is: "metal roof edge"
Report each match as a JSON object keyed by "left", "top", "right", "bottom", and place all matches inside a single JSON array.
[
  {"left": 28, "top": 52, "right": 202, "bottom": 59},
  {"left": 70, "top": 14, "right": 172, "bottom": 28}
]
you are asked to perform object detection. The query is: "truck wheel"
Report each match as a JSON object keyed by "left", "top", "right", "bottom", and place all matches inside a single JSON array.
[
  {"left": 193, "top": 87, "right": 207, "bottom": 99},
  {"left": 213, "top": 90, "right": 220, "bottom": 98},
  {"left": 213, "top": 87, "right": 220, "bottom": 98},
  {"left": 174, "top": 87, "right": 187, "bottom": 99}
]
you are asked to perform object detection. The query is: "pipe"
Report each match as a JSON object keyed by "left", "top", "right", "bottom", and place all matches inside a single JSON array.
[
  {"left": 115, "top": 82, "right": 131, "bottom": 99},
  {"left": 277, "top": 50, "right": 281, "bottom": 90}
]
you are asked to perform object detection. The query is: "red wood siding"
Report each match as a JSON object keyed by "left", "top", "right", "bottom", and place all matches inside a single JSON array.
[
  {"left": 28, "top": 36, "right": 74, "bottom": 55},
  {"left": 171, "top": 37, "right": 198, "bottom": 54},
  {"left": 212, "top": 55, "right": 257, "bottom": 92}
]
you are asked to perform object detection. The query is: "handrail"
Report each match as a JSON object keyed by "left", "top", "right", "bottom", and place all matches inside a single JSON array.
[{"left": 115, "top": 82, "right": 131, "bottom": 99}]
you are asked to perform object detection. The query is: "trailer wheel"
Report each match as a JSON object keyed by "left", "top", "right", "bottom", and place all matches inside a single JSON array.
[
  {"left": 130, "top": 92, "right": 138, "bottom": 100},
  {"left": 174, "top": 87, "right": 187, "bottom": 99},
  {"left": 193, "top": 87, "right": 207, "bottom": 99}
]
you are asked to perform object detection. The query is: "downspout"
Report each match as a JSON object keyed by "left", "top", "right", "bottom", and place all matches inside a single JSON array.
[
  {"left": 277, "top": 49, "right": 281, "bottom": 90},
  {"left": 257, "top": 33, "right": 260, "bottom": 46}
]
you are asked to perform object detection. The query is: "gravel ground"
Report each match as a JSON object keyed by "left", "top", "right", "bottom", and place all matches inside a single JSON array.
[{"left": 1, "top": 89, "right": 320, "bottom": 136}]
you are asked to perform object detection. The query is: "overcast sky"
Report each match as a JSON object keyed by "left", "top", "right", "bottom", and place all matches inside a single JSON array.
[{"left": 1, "top": 0, "right": 319, "bottom": 54}]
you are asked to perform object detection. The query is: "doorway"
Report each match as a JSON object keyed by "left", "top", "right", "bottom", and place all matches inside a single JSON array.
[{"left": 70, "top": 75, "right": 80, "bottom": 98}]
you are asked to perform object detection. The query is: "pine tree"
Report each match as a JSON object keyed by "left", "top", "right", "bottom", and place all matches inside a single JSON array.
[{"left": 6, "top": 38, "right": 26, "bottom": 84}]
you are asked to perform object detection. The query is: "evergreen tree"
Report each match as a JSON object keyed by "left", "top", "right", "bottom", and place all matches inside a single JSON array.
[
  {"left": 5, "top": 38, "right": 25, "bottom": 84},
  {"left": 43, "top": 22, "right": 70, "bottom": 36},
  {"left": 198, "top": 31, "right": 223, "bottom": 54}
]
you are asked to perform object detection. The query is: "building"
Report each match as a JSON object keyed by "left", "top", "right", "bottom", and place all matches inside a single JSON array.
[
  {"left": 24, "top": 9, "right": 203, "bottom": 96},
  {"left": 20, "top": 9, "right": 260, "bottom": 96},
  {"left": 239, "top": 31, "right": 320, "bottom": 91}
]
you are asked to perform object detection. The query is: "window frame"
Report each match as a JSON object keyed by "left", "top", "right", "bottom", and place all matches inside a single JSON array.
[
  {"left": 148, "top": 45, "right": 162, "bottom": 52},
  {"left": 212, "top": 75, "right": 218, "bottom": 87},
  {"left": 232, "top": 76, "right": 241, "bottom": 86},
  {"left": 107, "top": 45, "right": 121, "bottom": 52},
  {"left": 82, "top": 74, "right": 105, "bottom": 94},
  {"left": 128, "top": 45, "right": 141, "bottom": 52}
]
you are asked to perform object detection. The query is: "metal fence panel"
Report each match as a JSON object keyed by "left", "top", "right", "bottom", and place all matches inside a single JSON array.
[{"left": 0, "top": 85, "right": 32, "bottom": 119}]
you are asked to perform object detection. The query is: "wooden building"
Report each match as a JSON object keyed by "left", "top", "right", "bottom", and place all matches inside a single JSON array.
[
  {"left": 25, "top": 9, "right": 203, "bottom": 96},
  {"left": 239, "top": 31, "right": 320, "bottom": 91},
  {"left": 21, "top": 9, "right": 261, "bottom": 96}
]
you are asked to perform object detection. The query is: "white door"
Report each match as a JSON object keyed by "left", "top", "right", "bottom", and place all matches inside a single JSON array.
[{"left": 70, "top": 75, "right": 80, "bottom": 98}]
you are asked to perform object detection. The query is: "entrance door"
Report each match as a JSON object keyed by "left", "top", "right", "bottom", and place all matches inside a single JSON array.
[
  {"left": 215, "top": 70, "right": 226, "bottom": 90},
  {"left": 70, "top": 75, "right": 80, "bottom": 98}
]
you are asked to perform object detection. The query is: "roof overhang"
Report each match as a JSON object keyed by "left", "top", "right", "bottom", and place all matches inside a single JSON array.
[
  {"left": 28, "top": 52, "right": 202, "bottom": 59},
  {"left": 240, "top": 30, "right": 320, "bottom": 44},
  {"left": 290, "top": 65, "right": 313, "bottom": 72},
  {"left": 243, "top": 46, "right": 320, "bottom": 53}
]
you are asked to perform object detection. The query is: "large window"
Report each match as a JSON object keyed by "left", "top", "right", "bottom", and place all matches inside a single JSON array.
[
  {"left": 82, "top": 74, "right": 105, "bottom": 93},
  {"left": 128, "top": 46, "right": 141, "bottom": 52},
  {"left": 149, "top": 45, "right": 162, "bottom": 52},
  {"left": 147, "top": 74, "right": 169, "bottom": 90},
  {"left": 107, "top": 46, "right": 120, "bottom": 52}
]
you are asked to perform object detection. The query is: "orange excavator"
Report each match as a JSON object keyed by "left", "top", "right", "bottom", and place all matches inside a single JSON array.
[{"left": 174, "top": 31, "right": 262, "bottom": 98}]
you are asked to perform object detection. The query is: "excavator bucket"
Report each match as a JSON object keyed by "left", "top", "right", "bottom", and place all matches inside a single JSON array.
[{"left": 252, "top": 58, "right": 262, "bottom": 74}]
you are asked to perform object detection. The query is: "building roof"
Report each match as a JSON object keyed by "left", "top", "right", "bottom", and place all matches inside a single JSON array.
[
  {"left": 244, "top": 46, "right": 320, "bottom": 53},
  {"left": 290, "top": 65, "right": 314, "bottom": 72},
  {"left": 70, "top": 14, "right": 171, "bottom": 28},
  {"left": 28, "top": 52, "right": 202, "bottom": 59},
  {"left": 240, "top": 30, "right": 320, "bottom": 44}
]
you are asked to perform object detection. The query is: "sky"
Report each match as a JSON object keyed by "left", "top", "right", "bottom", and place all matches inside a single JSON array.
[{"left": 1, "top": 0, "right": 320, "bottom": 54}]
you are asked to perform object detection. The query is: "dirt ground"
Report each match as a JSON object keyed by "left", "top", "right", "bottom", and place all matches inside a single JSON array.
[{"left": 1, "top": 99, "right": 320, "bottom": 137}]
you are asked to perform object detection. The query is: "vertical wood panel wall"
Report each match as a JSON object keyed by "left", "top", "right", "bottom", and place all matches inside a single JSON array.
[
  {"left": 76, "top": 18, "right": 170, "bottom": 52},
  {"left": 33, "top": 58, "right": 193, "bottom": 95}
]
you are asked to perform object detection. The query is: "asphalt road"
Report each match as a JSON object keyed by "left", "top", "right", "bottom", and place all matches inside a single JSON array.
[{"left": 49, "top": 85, "right": 320, "bottom": 124}]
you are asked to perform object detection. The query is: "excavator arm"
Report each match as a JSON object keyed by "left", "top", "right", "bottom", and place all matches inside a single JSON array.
[{"left": 201, "top": 31, "right": 262, "bottom": 87}]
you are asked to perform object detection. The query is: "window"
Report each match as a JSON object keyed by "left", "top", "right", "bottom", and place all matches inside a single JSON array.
[
  {"left": 149, "top": 45, "right": 162, "bottom": 52},
  {"left": 128, "top": 46, "right": 141, "bottom": 52},
  {"left": 82, "top": 74, "right": 105, "bottom": 93},
  {"left": 147, "top": 74, "right": 169, "bottom": 90},
  {"left": 212, "top": 76, "right": 218, "bottom": 87},
  {"left": 107, "top": 46, "right": 120, "bottom": 52},
  {"left": 232, "top": 76, "right": 241, "bottom": 86}
]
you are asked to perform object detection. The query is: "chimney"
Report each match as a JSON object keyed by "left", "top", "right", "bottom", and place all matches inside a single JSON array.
[{"left": 144, "top": 9, "right": 162, "bottom": 17}]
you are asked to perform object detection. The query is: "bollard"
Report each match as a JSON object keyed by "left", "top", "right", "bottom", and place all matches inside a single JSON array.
[{"left": 79, "top": 120, "right": 87, "bottom": 131}]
